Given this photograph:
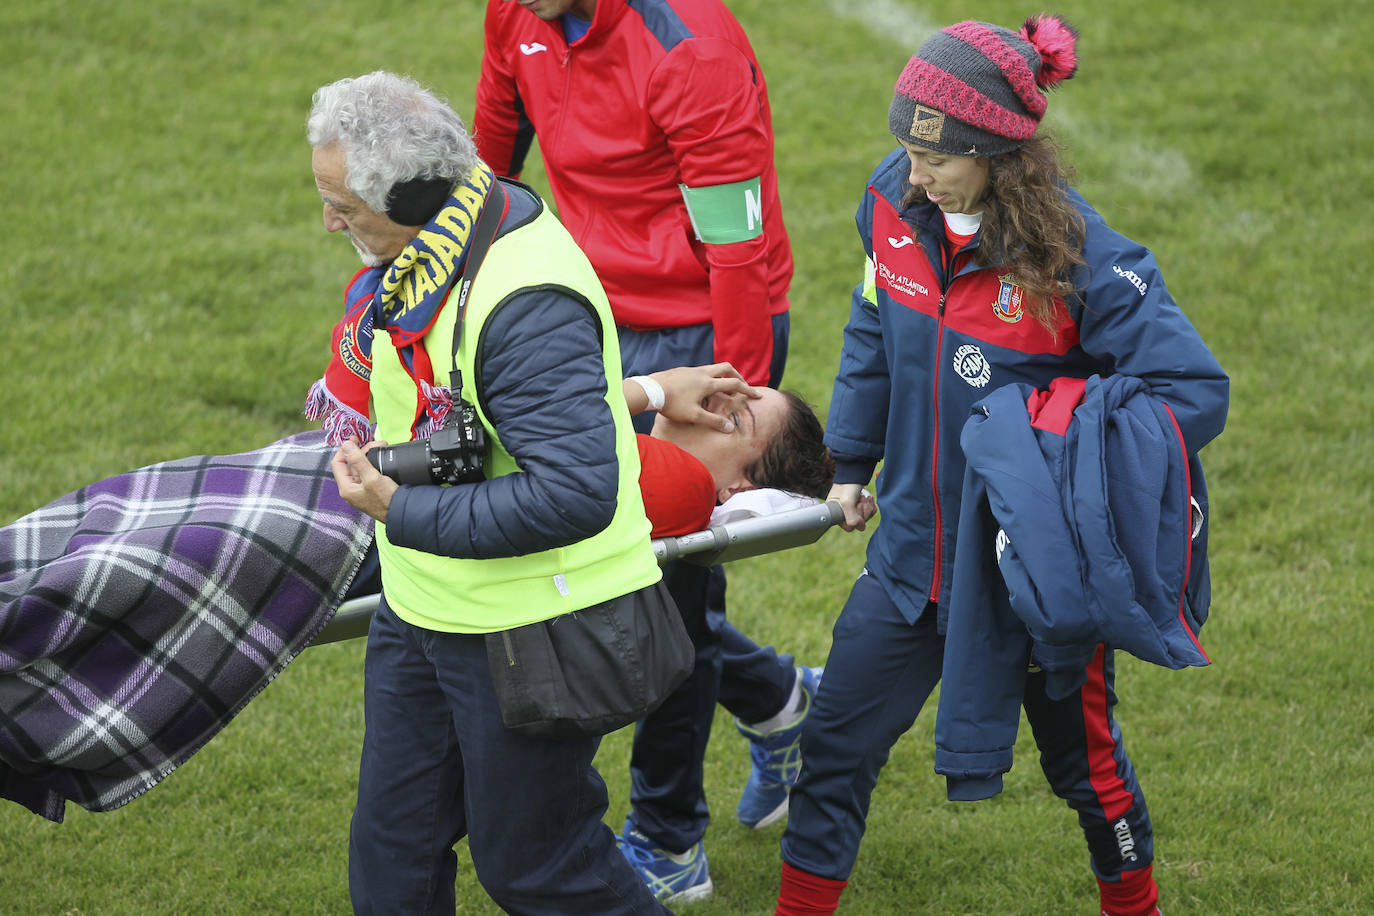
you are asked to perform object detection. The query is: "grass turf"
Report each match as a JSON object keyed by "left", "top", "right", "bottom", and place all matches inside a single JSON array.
[{"left": 2, "top": 0, "right": 1371, "bottom": 912}]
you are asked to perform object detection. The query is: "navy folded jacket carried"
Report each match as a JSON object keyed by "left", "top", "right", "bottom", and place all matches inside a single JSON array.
[{"left": 935, "top": 374, "right": 1212, "bottom": 801}]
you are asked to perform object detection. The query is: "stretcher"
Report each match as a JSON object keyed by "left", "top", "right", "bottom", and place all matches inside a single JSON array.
[{"left": 312, "top": 500, "right": 845, "bottom": 645}]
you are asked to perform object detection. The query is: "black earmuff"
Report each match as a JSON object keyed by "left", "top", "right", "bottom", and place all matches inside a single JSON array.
[{"left": 385, "top": 176, "right": 454, "bottom": 226}]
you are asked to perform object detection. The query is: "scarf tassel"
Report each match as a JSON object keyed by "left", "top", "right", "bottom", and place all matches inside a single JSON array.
[
  {"left": 304, "top": 163, "right": 496, "bottom": 449},
  {"left": 414, "top": 380, "right": 455, "bottom": 440},
  {"left": 304, "top": 378, "right": 375, "bottom": 447}
]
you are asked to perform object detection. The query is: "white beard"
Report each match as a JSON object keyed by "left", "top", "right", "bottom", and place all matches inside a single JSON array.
[{"left": 346, "top": 231, "right": 386, "bottom": 267}]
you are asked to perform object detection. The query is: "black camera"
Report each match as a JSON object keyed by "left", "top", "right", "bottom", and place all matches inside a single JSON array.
[{"left": 366, "top": 401, "right": 487, "bottom": 486}]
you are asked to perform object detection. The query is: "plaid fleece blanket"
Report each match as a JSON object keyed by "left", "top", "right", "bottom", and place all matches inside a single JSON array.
[{"left": 0, "top": 432, "right": 373, "bottom": 822}]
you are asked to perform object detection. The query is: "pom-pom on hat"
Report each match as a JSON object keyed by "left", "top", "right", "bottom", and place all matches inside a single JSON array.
[{"left": 888, "top": 14, "right": 1079, "bottom": 156}]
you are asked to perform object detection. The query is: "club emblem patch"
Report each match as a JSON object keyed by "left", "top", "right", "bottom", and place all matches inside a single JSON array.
[
  {"left": 910, "top": 105, "right": 945, "bottom": 144},
  {"left": 953, "top": 344, "right": 992, "bottom": 388},
  {"left": 992, "top": 274, "right": 1025, "bottom": 323},
  {"left": 339, "top": 311, "right": 374, "bottom": 379}
]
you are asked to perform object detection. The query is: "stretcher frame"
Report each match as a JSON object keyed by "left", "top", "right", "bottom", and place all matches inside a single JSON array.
[{"left": 312, "top": 501, "right": 845, "bottom": 645}]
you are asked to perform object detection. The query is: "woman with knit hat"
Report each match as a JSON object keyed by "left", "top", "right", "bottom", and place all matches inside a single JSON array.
[{"left": 773, "top": 15, "right": 1229, "bottom": 916}]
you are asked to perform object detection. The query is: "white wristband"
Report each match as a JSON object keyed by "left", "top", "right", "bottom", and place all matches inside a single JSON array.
[{"left": 628, "top": 375, "right": 665, "bottom": 411}]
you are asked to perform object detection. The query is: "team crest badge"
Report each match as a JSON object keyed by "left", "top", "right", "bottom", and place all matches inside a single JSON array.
[
  {"left": 992, "top": 274, "right": 1025, "bottom": 323},
  {"left": 339, "top": 310, "right": 374, "bottom": 379}
]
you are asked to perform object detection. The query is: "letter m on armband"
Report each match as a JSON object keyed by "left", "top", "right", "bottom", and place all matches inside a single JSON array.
[{"left": 679, "top": 177, "right": 764, "bottom": 244}]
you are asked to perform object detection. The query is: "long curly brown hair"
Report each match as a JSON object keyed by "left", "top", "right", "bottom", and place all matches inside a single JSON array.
[
  {"left": 979, "top": 136, "right": 1087, "bottom": 330},
  {"left": 904, "top": 135, "right": 1087, "bottom": 332}
]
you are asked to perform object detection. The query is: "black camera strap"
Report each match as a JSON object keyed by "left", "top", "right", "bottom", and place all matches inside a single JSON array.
[{"left": 449, "top": 178, "right": 509, "bottom": 394}]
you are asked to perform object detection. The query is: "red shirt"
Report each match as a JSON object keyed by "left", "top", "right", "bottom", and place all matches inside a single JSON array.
[{"left": 636, "top": 434, "right": 715, "bottom": 537}]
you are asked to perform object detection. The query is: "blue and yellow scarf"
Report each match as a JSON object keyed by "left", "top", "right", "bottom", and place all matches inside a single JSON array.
[{"left": 305, "top": 164, "right": 501, "bottom": 445}]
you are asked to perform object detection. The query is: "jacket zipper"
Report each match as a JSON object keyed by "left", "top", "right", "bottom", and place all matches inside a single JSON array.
[
  {"left": 928, "top": 233, "right": 977, "bottom": 605},
  {"left": 548, "top": 40, "right": 573, "bottom": 162},
  {"left": 1162, "top": 401, "right": 1207, "bottom": 656},
  {"left": 929, "top": 289, "right": 947, "bottom": 604},
  {"left": 502, "top": 630, "right": 516, "bottom": 667}
]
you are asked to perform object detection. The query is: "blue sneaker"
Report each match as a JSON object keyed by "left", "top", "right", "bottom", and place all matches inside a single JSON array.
[
  {"left": 616, "top": 823, "right": 713, "bottom": 904},
  {"left": 734, "top": 665, "right": 822, "bottom": 829}
]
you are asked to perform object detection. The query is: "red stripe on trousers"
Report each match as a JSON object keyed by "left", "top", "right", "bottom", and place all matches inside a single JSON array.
[{"left": 1080, "top": 646, "right": 1135, "bottom": 821}]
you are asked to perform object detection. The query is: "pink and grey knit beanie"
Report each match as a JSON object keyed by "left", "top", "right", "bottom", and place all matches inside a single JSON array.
[{"left": 888, "top": 14, "right": 1079, "bottom": 156}]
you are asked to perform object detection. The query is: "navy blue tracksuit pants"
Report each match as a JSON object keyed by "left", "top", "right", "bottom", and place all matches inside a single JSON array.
[
  {"left": 618, "top": 316, "right": 798, "bottom": 854},
  {"left": 782, "top": 570, "right": 1155, "bottom": 883},
  {"left": 348, "top": 597, "right": 671, "bottom": 916},
  {"left": 625, "top": 559, "right": 798, "bottom": 851}
]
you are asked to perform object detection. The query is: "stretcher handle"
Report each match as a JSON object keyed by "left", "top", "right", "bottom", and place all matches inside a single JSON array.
[{"left": 315, "top": 501, "right": 846, "bottom": 646}]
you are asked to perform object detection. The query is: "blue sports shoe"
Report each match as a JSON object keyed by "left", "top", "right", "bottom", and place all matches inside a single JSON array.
[
  {"left": 734, "top": 665, "right": 823, "bottom": 829},
  {"left": 616, "top": 822, "right": 713, "bottom": 904}
]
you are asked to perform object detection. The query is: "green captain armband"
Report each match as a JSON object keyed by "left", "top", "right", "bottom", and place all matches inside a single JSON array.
[{"left": 679, "top": 177, "right": 764, "bottom": 244}]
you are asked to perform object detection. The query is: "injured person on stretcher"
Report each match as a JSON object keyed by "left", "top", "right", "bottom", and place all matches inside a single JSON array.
[
  {"left": 0, "top": 363, "right": 839, "bottom": 822},
  {"left": 319, "top": 363, "right": 839, "bottom": 642},
  {"left": 626, "top": 364, "right": 835, "bottom": 537},
  {"left": 337, "top": 362, "right": 836, "bottom": 593}
]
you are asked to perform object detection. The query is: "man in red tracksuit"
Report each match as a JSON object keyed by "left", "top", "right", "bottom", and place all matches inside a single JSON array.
[
  {"left": 476, "top": 0, "right": 814, "bottom": 903},
  {"left": 475, "top": 0, "right": 791, "bottom": 387}
]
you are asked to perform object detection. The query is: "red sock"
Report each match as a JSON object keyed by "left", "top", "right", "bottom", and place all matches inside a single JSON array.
[
  {"left": 775, "top": 862, "right": 848, "bottom": 916},
  {"left": 1098, "top": 863, "right": 1160, "bottom": 916}
]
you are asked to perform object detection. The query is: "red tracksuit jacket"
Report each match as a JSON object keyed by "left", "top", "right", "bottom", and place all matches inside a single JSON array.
[{"left": 474, "top": 0, "right": 793, "bottom": 384}]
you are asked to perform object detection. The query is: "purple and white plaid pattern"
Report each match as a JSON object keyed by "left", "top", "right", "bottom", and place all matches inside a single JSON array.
[{"left": 0, "top": 432, "right": 374, "bottom": 822}]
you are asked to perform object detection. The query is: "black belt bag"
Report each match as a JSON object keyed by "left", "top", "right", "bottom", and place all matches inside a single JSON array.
[{"left": 484, "top": 579, "right": 693, "bottom": 740}]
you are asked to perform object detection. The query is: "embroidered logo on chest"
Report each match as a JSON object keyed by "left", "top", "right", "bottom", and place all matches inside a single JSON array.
[
  {"left": 872, "top": 199, "right": 938, "bottom": 312},
  {"left": 992, "top": 274, "right": 1025, "bottom": 323},
  {"left": 877, "top": 261, "right": 930, "bottom": 299},
  {"left": 953, "top": 344, "right": 992, "bottom": 388}
]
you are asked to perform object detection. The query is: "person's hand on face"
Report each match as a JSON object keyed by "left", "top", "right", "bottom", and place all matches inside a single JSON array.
[{"left": 653, "top": 363, "right": 762, "bottom": 433}]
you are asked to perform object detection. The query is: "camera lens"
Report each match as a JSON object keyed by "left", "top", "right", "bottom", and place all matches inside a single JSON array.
[{"left": 368, "top": 442, "right": 437, "bottom": 486}]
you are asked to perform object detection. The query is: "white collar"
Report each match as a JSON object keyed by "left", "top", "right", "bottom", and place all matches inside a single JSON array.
[{"left": 943, "top": 210, "right": 983, "bottom": 236}]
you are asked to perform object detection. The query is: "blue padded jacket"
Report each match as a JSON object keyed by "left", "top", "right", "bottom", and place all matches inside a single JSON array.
[{"left": 934, "top": 374, "right": 1212, "bottom": 801}]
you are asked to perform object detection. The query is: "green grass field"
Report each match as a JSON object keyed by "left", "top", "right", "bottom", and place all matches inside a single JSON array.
[{"left": 2, "top": 0, "right": 1371, "bottom": 912}]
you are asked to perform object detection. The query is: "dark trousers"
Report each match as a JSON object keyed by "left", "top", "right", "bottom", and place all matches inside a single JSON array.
[
  {"left": 618, "top": 315, "right": 798, "bottom": 853},
  {"left": 782, "top": 570, "right": 1154, "bottom": 882},
  {"left": 348, "top": 597, "right": 672, "bottom": 916},
  {"left": 626, "top": 561, "right": 796, "bottom": 852}
]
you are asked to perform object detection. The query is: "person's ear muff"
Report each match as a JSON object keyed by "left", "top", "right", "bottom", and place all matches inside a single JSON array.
[{"left": 385, "top": 176, "right": 453, "bottom": 226}]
